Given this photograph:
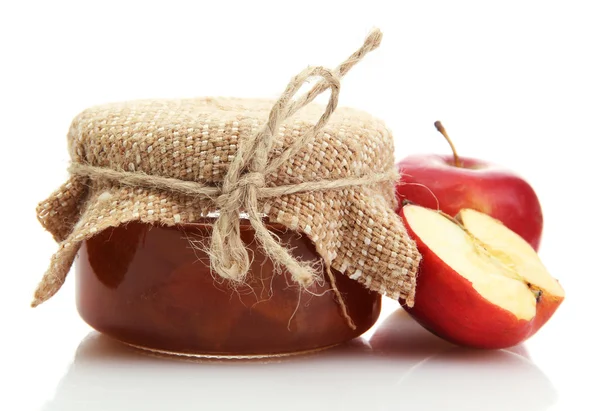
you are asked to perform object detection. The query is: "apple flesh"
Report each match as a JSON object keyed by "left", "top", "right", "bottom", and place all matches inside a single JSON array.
[
  {"left": 396, "top": 154, "right": 544, "bottom": 250},
  {"left": 399, "top": 204, "right": 564, "bottom": 349}
]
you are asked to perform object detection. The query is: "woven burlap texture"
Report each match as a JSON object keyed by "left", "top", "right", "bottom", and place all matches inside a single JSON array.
[
  {"left": 34, "top": 96, "right": 421, "bottom": 305},
  {"left": 33, "top": 28, "right": 422, "bottom": 309}
]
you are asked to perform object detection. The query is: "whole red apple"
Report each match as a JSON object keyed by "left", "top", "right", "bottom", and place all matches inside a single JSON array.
[
  {"left": 398, "top": 204, "right": 564, "bottom": 349},
  {"left": 395, "top": 121, "right": 543, "bottom": 250}
]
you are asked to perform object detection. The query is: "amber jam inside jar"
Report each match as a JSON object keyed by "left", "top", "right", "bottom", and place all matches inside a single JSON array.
[{"left": 75, "top": 219, "right": 381, "bottom": 357}]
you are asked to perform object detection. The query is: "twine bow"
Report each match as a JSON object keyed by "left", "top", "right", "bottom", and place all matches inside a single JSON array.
[
  {"left": 210, "top": 65, "right": 341, "bottom": 286},
  {"left": 209, "top": 30, "right": 383, "bottom": 287}
]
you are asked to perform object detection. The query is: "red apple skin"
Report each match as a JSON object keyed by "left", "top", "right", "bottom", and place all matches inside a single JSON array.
[
  {"left": 531, "top": 292, "right": 563, "bottom": 333},
  {"left": 396, "top": 154, "right": 543, "bottom": 251},
  {"left": 398, "top": 207, "right": 562, "bottom": 349}
]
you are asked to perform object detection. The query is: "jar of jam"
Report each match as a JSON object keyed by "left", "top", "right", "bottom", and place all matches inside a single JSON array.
[
  {"left": 75, "top": 219, "right": 382, "bottom": 357},
  {"left": 33, "top": 30, "right": 422, "bottom": 360}
]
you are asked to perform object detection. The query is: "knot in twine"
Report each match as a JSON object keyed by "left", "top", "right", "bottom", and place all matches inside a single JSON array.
[
  {"left": 214, "top": 172, "right": 265, "bottom": 213},
  {"left": 209, "top": 65, "right": 342, "bottom": 286},
  {"left": 66, "top": 29, "right": 391, "bottom": 327}
]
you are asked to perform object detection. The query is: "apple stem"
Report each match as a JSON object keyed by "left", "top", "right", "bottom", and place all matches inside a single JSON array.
[{"left": 434, "top": 121, "right": 461, "bottom": 167}]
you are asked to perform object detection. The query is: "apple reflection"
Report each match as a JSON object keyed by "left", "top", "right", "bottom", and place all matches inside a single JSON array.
[{"left": 370, "top": 309, "right": 558, "bottom": 411}]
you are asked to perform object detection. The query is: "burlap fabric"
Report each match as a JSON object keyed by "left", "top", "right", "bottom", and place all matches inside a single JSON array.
[{"left": 32, "top": 30, "right": 421, "bottom": 310}]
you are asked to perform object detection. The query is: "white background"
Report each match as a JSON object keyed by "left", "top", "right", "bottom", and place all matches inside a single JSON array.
[{"left": 1, "top": 1, "right": 598, "bottom": 410}]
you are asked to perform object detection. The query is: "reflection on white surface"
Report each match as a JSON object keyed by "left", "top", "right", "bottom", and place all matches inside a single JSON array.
[
  {"left": 371, "top": 311, "right": 557, "bottom": 411},
  {"left": 41, "top": 309, "right": 556, "bottom": 411},
  {"left": 42, "top": 333, "right": 383, "bottom": 411}
]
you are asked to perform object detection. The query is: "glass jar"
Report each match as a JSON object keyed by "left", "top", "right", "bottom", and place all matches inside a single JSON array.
[{"left": 75, "top": 219, "right": 381, "bottom": 357}]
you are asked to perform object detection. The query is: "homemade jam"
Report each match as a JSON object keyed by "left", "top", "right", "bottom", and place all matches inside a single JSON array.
[{"left": 76, "top": 220, "right": 381, "bottom": 357}]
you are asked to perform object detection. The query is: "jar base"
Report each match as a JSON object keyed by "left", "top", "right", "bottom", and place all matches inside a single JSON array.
[{"left": 121, "top": 339, "right": 342, "bottom": 360}]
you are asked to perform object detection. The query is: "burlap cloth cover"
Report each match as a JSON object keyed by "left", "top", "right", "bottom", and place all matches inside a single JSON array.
[{"left": 32, "top": 29, "right": 421, "bottom": 314}]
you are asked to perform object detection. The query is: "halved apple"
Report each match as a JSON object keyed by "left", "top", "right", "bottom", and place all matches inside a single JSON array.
[{"left": 399, "top": 204, "right": 564, "bottom": 349}]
